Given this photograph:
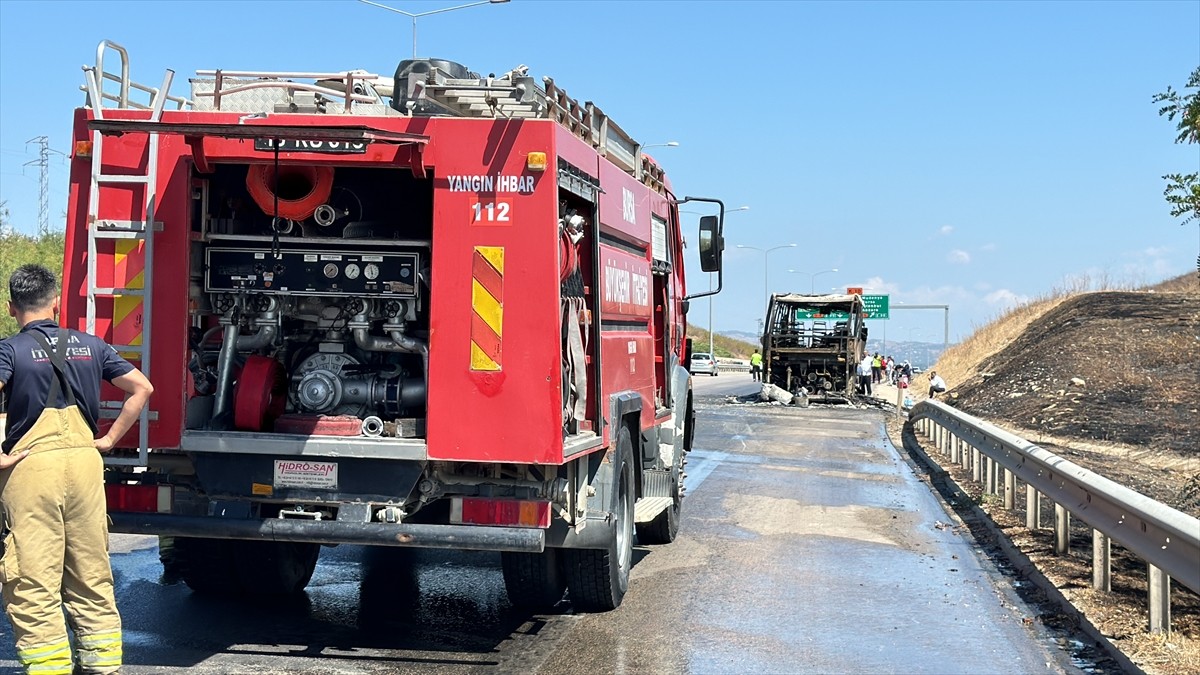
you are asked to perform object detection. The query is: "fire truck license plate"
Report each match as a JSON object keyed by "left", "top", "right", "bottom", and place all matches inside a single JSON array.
[
  {"left": 273, "top": 460, "right": 338, "bottom": 489},
  {"left": 254, "top": 138, "right": 367, "bottom": 154}
]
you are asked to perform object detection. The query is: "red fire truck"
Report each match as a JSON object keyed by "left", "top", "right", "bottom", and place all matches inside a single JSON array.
[{"left": 64, "top": 41, "right": 726, "bottom": 611}]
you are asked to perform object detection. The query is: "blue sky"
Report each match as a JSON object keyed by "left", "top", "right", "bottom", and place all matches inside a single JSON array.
[{"left": 1, "top": 0, "right": 1197, "bottom": 346}]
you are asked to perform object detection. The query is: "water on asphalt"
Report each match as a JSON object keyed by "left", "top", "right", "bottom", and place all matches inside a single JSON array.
[{"left": 0, "top": 376, "right": 1080, "bottom": 673}]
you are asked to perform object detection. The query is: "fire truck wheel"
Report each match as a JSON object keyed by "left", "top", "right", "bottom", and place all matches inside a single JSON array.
[
  {"left": 563, "top": 426, "right": 634, "bottom": 612},
  {"left": 500, "top": 549, "right": 566, "bottom": 610},
  {"left": 173, "top": 537, "right": 320, "bottom": 595},
  {"left": 235, "top": 540, "right": 321, "bottom": 595}
]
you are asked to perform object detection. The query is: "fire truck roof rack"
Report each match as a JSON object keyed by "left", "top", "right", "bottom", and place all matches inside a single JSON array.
[
  {"left": 190, "top": 69, "right": 394, "bottom": 116},
  {"left": 79, "top": 39, "right": 667, "bottom": 194},
  {"left": 398, "top": 64, "right": 667, "bottom": 193}
]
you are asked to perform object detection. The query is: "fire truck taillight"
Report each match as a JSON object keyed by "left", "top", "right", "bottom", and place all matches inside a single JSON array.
[
  {"left": 449, "top": 497, "right": 551, "bottom": 528},
  {"left": 105, "top": 484, "right": 172, "bottom": 513},
  {"left": 526, "top": 152, "right": 547, "bottom": 172},
  {"left": 74, "top": 140, "right": 93, "bottom": 159}
]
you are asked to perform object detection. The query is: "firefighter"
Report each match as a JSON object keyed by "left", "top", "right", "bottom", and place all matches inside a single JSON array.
[{"left": 0, "top": 264, "right": 153, "bottom": 675}]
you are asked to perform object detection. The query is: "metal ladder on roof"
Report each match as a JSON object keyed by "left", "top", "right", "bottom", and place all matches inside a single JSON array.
[
  {"left": 398, "top": 65, "right": 666, "bottom": 194},
  {"left": 81, "top": 40, "right": 179, "bottom": 467}
]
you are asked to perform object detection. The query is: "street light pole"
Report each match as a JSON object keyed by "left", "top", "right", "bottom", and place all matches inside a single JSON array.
[
  {"left": 683, "top": 205, "right": 748, "bottom": 356},
  {"left": 737, "top": 243, "right": 797, "bottom": 309},
  {"left": 810, "top": 268, "right": 837, "bottom": 294},
  {"left": 358, "top": 0, "right": 511, "bottom": 59},
  {"left": 787, "top": 268, "right": 839, "bottom": 294}
]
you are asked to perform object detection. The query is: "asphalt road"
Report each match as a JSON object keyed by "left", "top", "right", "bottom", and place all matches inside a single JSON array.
[{"left": 0, "top": 374, "right": 1082, "bottom": 673}]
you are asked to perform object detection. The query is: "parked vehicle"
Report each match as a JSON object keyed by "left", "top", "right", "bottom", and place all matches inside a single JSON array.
[
  {"left": 68, "top": 40, "right": 728, "bottom": 611},
  {"left": 690, "top": 352, "right": 719, "bottom": 376}
]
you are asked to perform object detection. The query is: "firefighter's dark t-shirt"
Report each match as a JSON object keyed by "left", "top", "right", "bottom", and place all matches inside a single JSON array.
[{"left": 0, "top": 320, "right": 135, "bottom": 453}]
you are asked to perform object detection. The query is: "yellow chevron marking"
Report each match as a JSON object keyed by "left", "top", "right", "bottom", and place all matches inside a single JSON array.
[
  {"left": 471, "top": 279, "right": 503, "bottom": 336},
  {"left": 470, "top": 342, "right": 501, "bottom": 371},
  {"left": 478, "top": 246, "right": 504, "bottom": 274}
]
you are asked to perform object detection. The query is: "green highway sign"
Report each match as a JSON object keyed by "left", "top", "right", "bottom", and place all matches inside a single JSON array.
[{"left": 862, "top": 294, "right": 890, "bottom": 319}]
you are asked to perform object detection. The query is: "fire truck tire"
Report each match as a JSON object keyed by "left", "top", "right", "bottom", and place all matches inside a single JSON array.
[
  {"left": 236, "top": 540, "right": 321, "bottom": 594},
  {"left": 173, "top": 537, "right": 320, "bottom": 595},
  {"left": 500, "top": 550, "right": 566, "bottom": 610},
  {"left": 563, "top": 427, "right": 634, "bottom": 612}
]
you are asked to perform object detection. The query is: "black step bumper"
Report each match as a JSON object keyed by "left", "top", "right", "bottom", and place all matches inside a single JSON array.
[{"left": 109, "top": 513, "right": 545, "bottom": 553}]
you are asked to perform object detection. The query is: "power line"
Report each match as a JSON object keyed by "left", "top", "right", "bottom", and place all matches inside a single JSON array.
[{"left": 23, "top": 136, "right": 65, "bottom": 235}]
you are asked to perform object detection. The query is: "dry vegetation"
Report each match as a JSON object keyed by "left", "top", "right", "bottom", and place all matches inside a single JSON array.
[
  {"left": 897, "top": 271, "right": 1200, "bottom": 675},
  {"left": 685, "top": 324, "right": 758, "bottom": 359}
]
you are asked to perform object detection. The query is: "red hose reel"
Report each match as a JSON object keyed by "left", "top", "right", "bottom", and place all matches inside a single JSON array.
[
  {"left": 245, "top": 164, "right": 334, "bottom": 221},
  {"left": 559, "top": 229, "right": 579, "bottom": 281},
  {"left": 233, "top": 355, "right": 288, "bottom": 432}
]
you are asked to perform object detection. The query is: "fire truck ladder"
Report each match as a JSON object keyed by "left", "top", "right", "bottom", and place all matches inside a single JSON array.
[{"left": 81, "top": 40, "right": 187, "bottom": 467}]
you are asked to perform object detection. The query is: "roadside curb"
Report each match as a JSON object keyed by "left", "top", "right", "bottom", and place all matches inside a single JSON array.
[{"left": 898, "top": 421, "right": 1146, "bottom": 675}]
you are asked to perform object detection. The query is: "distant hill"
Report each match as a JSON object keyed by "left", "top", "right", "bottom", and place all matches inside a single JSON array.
[
  {"left": 719, "top": 330, "right": 760, "bottom": 343},
  {"left": 686, "top": 326, "right": 758, "bottom": 358},
  {"left": 867, "top": 340, "right": 945, "bottom": 368},
  {"left": 712, "top": 330, "right": 945, "bottom": 366}
]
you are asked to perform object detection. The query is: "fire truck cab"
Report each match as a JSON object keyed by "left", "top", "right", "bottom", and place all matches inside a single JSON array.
[{"left": 66, "top": 40, "right": 726, "bottom": 611}]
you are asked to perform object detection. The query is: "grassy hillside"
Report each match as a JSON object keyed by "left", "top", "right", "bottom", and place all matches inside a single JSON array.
[{"left": 685, "top": 325, "right": 758, "bottom": 359}]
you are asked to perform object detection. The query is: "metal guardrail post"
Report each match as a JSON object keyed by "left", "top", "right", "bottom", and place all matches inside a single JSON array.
[
  {"left": 908, "top": 399, "right": 1200, "bottom": 633},
  {"left": 1025, "top": 484, "right": 1040, "bottom": 529},
  {"left": 1148, "top": 564, "right": 1171, "bottom": 634},
  {"left": 1003, "top": 468, "right": 1015, "bottom": 510},
  {"left": 1093, "top": 531, "right": 1111, "bottom": 592},
  {"left": 959, "top": 437, "right": 968, "bottom": 470},
  {"left": 1055, "top": 503, "right": 1070, "bottom": 555}
]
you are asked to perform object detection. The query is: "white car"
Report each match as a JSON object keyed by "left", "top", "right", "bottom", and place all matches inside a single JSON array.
[{"left": 690, "top": 352, "right": 719, "bottom": 376}]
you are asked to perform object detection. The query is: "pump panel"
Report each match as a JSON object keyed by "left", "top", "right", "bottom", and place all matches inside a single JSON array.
[{"left": 205, "top": 248, "right": 420, "bottom": 297}]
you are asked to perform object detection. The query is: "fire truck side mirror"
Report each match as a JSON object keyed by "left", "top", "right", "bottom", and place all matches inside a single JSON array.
[{"left": 698, "top": 215, "right": 723, "bottom": 272}]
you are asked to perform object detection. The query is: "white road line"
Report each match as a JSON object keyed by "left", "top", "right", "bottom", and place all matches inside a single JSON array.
[{"left": 685, "top": 449, "right": 729, "bottom": 491}]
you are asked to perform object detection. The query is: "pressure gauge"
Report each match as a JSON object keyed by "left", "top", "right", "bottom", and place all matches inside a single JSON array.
[
  {"left": 364, "top": 263, "right": 380, "bottom": 280},
  {"left": 323, "top": 263, "right": 339, "bottom": 279},
  {"left": 344, "top": 263, "right": 361, "bottom": 280}
]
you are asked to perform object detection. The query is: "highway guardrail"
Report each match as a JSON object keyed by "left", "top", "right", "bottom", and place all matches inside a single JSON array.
[
  {"left": 908, "top": 399, "right": 1200, "bottom": 635},
  {"left": 716, "top": 360, "right": 750, "bottom": 372}
]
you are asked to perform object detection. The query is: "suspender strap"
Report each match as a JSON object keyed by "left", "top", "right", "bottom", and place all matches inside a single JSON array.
[{"left": 29, "top": 329, "right": 78, "bottom": 409}]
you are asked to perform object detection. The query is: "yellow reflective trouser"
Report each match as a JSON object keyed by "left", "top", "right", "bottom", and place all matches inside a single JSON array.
[{"left": 0, "top": 406, "right": 122, "bottom": 675}]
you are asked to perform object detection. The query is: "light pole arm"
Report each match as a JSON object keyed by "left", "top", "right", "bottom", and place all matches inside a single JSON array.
[
  {"left": 359, "top": 0, "right": 493, "bottom": 17},
  {"left": 411, "top": 0, "right": 495, "bottom": 18},
  {"left": 358, "top": 0, "right": 505, "bottom": 59}
]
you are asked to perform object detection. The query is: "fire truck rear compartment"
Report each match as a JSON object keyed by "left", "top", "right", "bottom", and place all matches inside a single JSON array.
[{"left": 187, "top": 163, "right": 433, "bottom": 442}]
